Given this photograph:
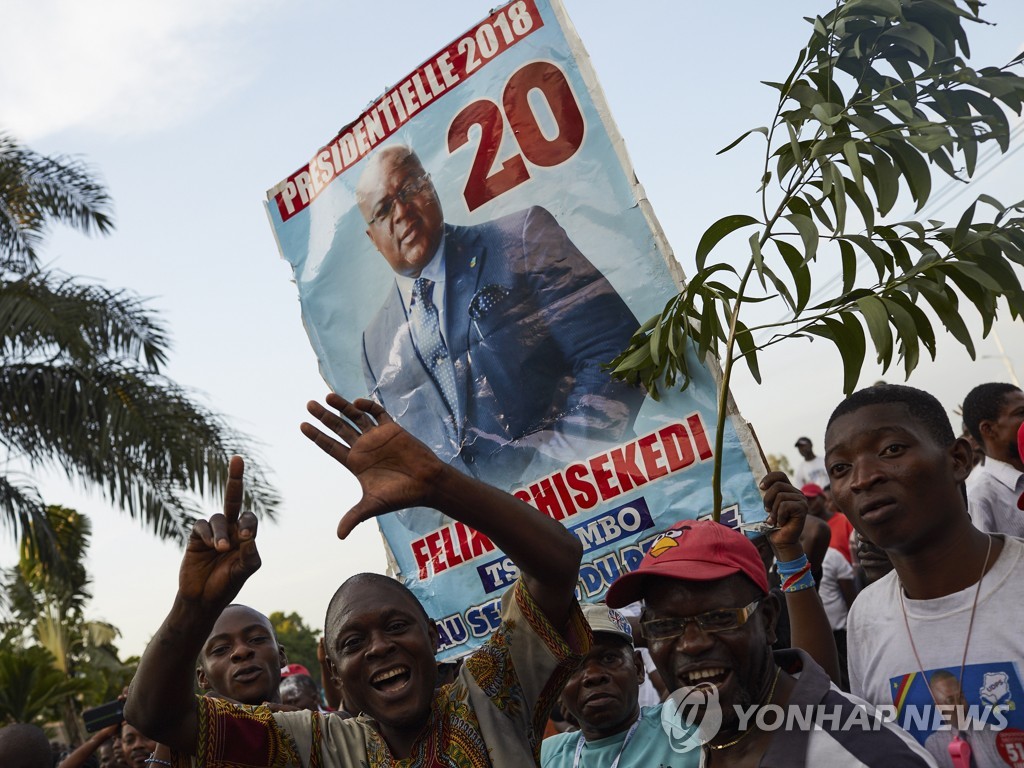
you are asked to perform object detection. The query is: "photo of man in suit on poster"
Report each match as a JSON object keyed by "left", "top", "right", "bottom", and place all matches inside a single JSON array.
[{"left": 356, "top": 144, "right": 644, "bottom": 482}]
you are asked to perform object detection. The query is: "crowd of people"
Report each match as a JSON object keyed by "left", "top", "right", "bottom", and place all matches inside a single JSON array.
[{"left": 3, "top": 380, "right": 1024, "bottom": 768}]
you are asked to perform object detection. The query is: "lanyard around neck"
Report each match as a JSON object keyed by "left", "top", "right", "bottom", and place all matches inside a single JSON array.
[{"left": 573, "top": 713, "right": 642, "bottom": 768}]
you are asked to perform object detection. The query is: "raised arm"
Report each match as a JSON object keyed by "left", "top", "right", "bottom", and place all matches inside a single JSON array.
[
  {"left": 124, "top": 456, "right": 261, "bottom": 754},
  {"left": 56, "top": 724, "right": 120, "bottom": 768},
  {"left": 760, "top": 471, "right": 842, "bottom": 685},
  {"left": 301, "top": 394, "right": 582, "bottom": 628}
]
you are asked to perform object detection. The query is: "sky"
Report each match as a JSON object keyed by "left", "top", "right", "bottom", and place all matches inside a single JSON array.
[{"left": 1, "top": 1, "right": 1023, "bottom": 659}]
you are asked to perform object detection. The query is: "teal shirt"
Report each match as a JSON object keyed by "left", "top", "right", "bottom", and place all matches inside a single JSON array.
[{"left": 541, "top": 704, "right": 701, "bottom": 768}]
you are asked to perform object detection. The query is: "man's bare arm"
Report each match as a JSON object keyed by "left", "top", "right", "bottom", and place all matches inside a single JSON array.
[
  {"left": 761, "top": 472, "right": 842, "bottom": 685},
  {"left": 301, "top": 395, "right": 582, "bottom": 628},
  {"left": 57, "top": 724, "right": 119, "bottom": 768},
  {"left": 124, "top": 457, "right": 261, "bottom": 754}
]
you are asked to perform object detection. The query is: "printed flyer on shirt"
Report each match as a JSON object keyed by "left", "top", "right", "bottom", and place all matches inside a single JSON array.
[{"left": 890, "top": 661, "right": 1024, "bottom": 767}]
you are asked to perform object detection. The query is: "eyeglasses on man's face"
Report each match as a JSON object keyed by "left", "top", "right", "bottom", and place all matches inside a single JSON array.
[
  {"left": 368, "top": 173, "right": 432, "bottom": 228},
  {"left": 641, "top": 597, "right": 762, "bottom": 643}
]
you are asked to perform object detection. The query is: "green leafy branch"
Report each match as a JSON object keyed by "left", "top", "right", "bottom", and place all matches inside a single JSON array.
[{"left": 611, "top": 0, "right": 1024, "bottom": 518}]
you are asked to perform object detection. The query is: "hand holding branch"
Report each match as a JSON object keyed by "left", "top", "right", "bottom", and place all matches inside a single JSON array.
[
  {"left": 760, "top": 470, "right": 840, "bottom": 683},
  {"left": 760, "top": 470, "right": 808, "bottom": 561}
]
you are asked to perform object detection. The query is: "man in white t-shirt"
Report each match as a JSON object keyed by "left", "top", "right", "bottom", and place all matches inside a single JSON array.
[
  {"left": 794, "top": 436, "right": 828, "bottom": 488},
  {"left": 827, "top": 384, "right": 1024, "bottom": 765},
  {"left": 820, "top": 549, "right": 856, "bottom": 633},
  {"left": 819, "top": 546, "right": 856, "bottom": 690},
  {"left": 963, "top": 383, "right": 1024, "bottom": 536}
]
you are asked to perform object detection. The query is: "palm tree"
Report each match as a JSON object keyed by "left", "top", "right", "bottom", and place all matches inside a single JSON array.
[
  {"left": 0, "top": 645, "right": 87, "bottom": 726},
  {"left": 1, "top": 272, "right": 279, "bottom": 551},
  {"left": 0, "top": 132, "right": 278, "bottom": 555},
  {"left": 5, "top": 507, "right": 132, "bottom": 736},
  {"left": 0, "top": 132, "right": 113, "bottom": 272}
]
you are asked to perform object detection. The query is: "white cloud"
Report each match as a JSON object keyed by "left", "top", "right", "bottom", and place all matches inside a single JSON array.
[{"left": 0, "top": 0, "right": 275, "bottom": 140}]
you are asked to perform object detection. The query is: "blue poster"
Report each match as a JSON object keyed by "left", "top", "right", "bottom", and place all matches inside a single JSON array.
[{"left": 265, "top": 0, "right": 767, "bottom": 658}]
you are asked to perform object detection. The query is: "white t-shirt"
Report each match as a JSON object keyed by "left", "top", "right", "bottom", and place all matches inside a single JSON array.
[
  {"left": 847, "top": 536, "right": 1024, "bottom": 764},
  {"left": 820, "top": 547, "right": 854, "bottom": 631},
  {"left": 794, "top": 455, "right": 828, "bottom": 489}
]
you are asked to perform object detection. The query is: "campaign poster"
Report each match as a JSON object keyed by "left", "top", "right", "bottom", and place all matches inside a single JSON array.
[
  {"left": 890, "top": 662, "right": 1024, "bottom": 767},
  {"left": 265, "top": 0, "right": 767, "bottom": 658}
]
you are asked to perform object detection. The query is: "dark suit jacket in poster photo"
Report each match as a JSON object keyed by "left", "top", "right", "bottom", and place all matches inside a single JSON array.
[{"left": 361, "top": 204, "right": 644, "bottom": 482}]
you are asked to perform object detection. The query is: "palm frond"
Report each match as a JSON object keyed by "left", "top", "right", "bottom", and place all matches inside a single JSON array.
[
  {"left": 0, "top": 475, "right": 59, "bottom": 569},
  {"left": 0, "top": 132, "right": 114, "bottom": 271},
  {"left": 0, "top": 272, "right": 169, "bottom": 371},
  {"left": 0, "top": 363, "right": 280, "bottom": 542},
  {"left": 16, "top": 505, "right": 93, "bottom": 605},
  {"left": 0, "top": 645, "right": 88, "bottom": 725}
]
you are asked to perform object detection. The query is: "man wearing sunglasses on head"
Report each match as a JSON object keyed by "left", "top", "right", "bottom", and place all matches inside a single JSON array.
[
  {"left": 603, "top": 473, "right": 936, "bottom": 767},
  {"left": 356, "top": 145, "right": 643, "bottom": 482}
]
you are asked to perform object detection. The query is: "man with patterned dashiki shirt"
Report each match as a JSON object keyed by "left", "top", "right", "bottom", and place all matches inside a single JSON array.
[{"left": 125, "top": 394, "right": 590, "bottom": 767}]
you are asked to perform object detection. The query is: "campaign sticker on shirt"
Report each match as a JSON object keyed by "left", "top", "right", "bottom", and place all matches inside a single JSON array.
[
  {"left": 997, "top": 729, "right": 1024, "bottom": 768},
  {"left": 889, "top": 661, "right": 1024, "bottom": 765}
]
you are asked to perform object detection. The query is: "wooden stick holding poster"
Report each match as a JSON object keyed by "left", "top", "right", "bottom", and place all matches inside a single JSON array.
[{"left": 265, "top": 0, "right": 768, "bottom": 658}]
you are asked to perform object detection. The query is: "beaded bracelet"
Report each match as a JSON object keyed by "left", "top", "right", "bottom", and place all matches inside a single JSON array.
[
  {"left": 777, "top": 553, "right": 816, "bottom": 592},
  {"left": 144, "top": 756, "right": 172, "bottom": 767}
]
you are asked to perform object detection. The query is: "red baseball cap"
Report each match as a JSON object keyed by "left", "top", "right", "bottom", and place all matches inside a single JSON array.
[
  {"left": 605, "top": 519, "right": 769, "bottom": 608},
  {"left": 280, "top": 663, "right": 311, "bottom": 678},
  {"left": 801, "top": 483, "right": 824, "bottom": 497}
]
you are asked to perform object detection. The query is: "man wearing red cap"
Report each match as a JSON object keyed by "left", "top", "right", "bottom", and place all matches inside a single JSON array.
[
  {"left": 279, "top": 672, "right": 326, "bottom": 713},
  {"left": 604, "top": 477, "right": 933, "bottom": 766},
  {"left": 802, "top": 483, "right": 855, "bottom": 564}
]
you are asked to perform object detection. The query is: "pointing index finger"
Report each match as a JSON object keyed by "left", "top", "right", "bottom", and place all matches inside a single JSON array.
[{"left": 223, "top": 455, "right": 245, "bottom": 526}]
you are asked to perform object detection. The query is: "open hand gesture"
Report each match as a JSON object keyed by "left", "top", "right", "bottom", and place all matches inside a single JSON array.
[
  {"left": 759, "top": 470, "right": 807, "bottom": 560},
  {"left": 300, "top": 394, "right": 445, "bottom": 538},
  {"left": 177, "top": 455, "right": 261, "bottom": 611}
]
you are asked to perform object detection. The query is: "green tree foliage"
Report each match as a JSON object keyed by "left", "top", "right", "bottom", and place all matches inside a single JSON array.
[
  {"left": 0, "top": 133, "right": 112, "bottom": 272},
  {"left": 0, "top": 132, "right": 279, "bottom": 556},
  {"left": 0, "top": 645, "right": 87, "bottom": 726},
  {"left": 766, "top": 453, "right": 795, "bottom": 476},
  {"left": 3, "top": 506, "right": 132, "bottom": 738},
  {"left": 270, "top": 611, "right": 321, "bottom": 679},
  {"left": 611, "top": 0, "right": 1024, "bottom": 517}
]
